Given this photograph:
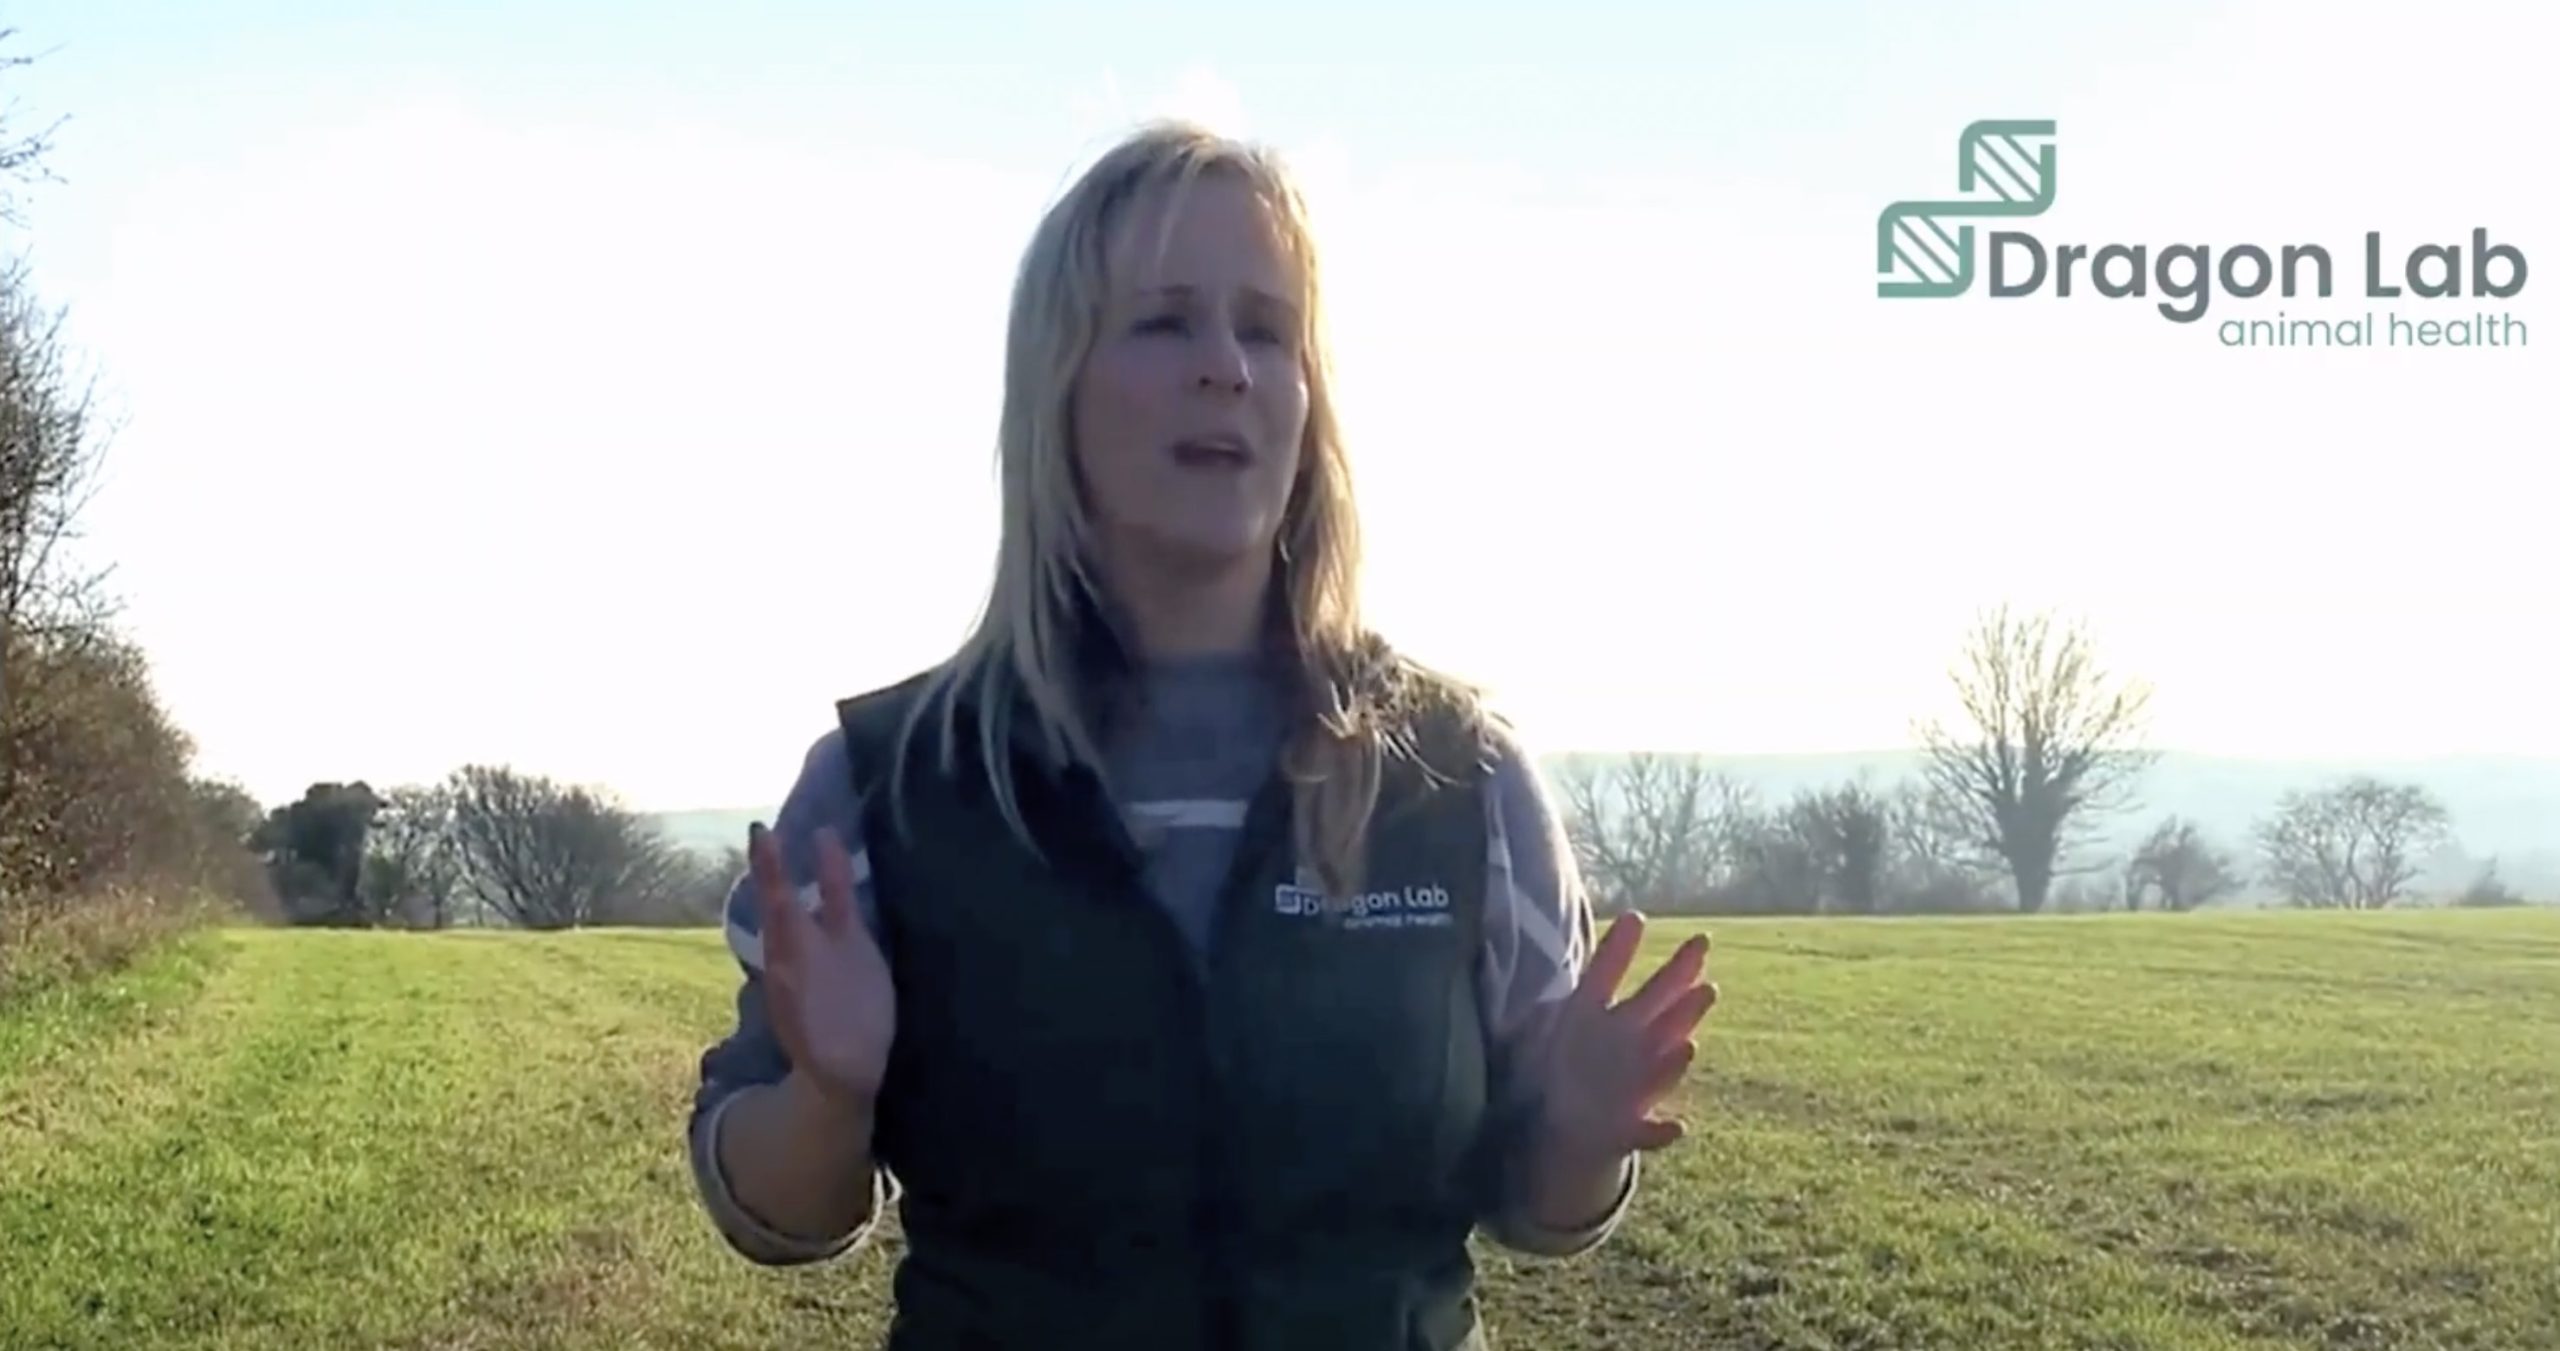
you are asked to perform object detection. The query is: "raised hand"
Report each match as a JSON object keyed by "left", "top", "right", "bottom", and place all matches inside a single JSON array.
[
  {"left": 749, "top": 822, "right": 896, "bottom": 1112},
  {"left": 1534, "top": 911, "right": 1717, "bottom": 1163}
]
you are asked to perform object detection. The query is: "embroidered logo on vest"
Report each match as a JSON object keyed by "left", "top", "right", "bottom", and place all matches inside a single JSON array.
[{"left": 1273, "top": 879, "right": 1454, "bottom": 930}]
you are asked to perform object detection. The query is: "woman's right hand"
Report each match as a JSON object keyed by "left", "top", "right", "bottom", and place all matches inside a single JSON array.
[{"left": 749, "top": 822, "right": 896, "bottom": 1115}]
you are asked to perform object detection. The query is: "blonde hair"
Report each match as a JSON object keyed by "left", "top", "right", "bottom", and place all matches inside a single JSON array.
[{"left": 887, "top": 119, "right": 1431, "bottom": 902}]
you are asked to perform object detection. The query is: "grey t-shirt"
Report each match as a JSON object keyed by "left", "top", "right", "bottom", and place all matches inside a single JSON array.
[{"left": 688, "top": 654, "right": 1637, "bottom": 1263}]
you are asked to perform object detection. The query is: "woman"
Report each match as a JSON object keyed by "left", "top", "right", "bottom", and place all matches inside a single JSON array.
[{"left": 686, "top": 120, "right": 1717, "bottom": 1350}]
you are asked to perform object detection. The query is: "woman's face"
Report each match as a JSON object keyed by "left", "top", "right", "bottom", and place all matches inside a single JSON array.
[{"left": 1070, "top": 172, "right": 1310, "bottom": 582}]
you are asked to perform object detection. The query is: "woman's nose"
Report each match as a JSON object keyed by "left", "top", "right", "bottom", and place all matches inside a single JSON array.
[{"left": 1192, "top": 332, "right": 1251, "bottom": 394}]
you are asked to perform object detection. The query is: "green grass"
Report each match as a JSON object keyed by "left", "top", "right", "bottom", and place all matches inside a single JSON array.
[{"left": 2, "top": 909, "right": 2554, "bottom": 1350}]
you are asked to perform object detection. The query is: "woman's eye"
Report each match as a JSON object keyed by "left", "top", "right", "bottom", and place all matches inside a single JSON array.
[{"left": 1135, "top": 314, "right": 1186, "bottom": 335}]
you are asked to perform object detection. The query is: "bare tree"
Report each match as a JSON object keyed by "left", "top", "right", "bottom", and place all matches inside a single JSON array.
[
  {"left": 0, "top": 24, "right": 96, "bottom": 724},
  {"left": 0, "top": 29, "right": 64, "bottom": 230},
  {"left": 361, "top": 783, "right": 464, "bottom": 928},
  {"left": 2253, "top": 777, "right": 2452, "bottom": 910},
  {"left": 177, "top": 777, "right": 277, "bottom": 917},
  {"left": 1916, "top": 606, "right": 2157, "bottom": 914},
  {"left": 610, "top": 844, "right": 745, "bottom": 927},
  {"left": 0, "top": 260, "right": 113, "bottom": 828},
  {"left": 1556, "top": 753, "right": 1746, "bottom": 915},
  {"left": 1560, "top": 763, "right": 2043, "bottom": 918},
  {"left": 0, "top": 627, "right": 195, "bottom": 897},
  {"left": 1878, "top": 780, "right": 2004, "bottom": 913},
  {"left": 0, "top": 40, "right": 122, "bottom": 897},
  {"left": 2123, "top": 815, "right": 2244, "bottom": 912},
  {"left": 2453, "top": 859, "right": 2523, "bottom": 909},
  {"left": 1780, "top": 782, "right": 1893, "bottom": 914},
  {"left": 441, "top": 764, "right": 695, "bottom": 929}
]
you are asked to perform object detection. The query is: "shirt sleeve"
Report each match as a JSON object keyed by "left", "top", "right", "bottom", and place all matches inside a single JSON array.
[
  {"left": 686, "top": 726, "right": 895, "bottom": 1265},
  {"left": 1472, "top": 727, "right": 1640, "bottom": 1258}
]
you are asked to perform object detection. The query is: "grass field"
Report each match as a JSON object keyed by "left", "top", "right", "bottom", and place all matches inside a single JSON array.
[{"left": 2, "top": 910, "right": 2555, "bottom": 1350}]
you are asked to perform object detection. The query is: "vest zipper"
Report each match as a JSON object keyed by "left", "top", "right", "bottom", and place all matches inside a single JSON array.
[
  {"left": 1085, "top": 763, "right": 1299, "bottom": 1351},
  {"left": 1060, "top": 764, "right": 1239, "bottom": 1348},
  {"left": 1198, "top": 775, "right": 1295, "bottom": 1351}
]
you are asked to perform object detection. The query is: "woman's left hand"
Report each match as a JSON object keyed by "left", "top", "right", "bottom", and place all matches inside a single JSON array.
[{"left": 1533, "top": 910, "right": 1718, "bottom": 1167}]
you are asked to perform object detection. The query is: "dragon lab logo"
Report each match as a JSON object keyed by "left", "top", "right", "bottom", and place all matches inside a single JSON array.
[
  {"left": 1273, "top": 880, "right": 1453, "bottom": 930},
  {"left": 1875, "top": 118, "right": 2059, "bottom": 301},
  {"left": 1875, "top": 120, "right": 2530, "bottom": 349}
]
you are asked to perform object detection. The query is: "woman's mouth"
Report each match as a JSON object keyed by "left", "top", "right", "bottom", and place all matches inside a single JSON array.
[{"left": 1170, "top": 436, "right": 1252, "bottom": 469}]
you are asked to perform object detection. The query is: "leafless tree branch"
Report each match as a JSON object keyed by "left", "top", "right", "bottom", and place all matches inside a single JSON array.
[
  {"left": 1915, "top": 605, "right": 2159, "bottom": 913},
  {"left": 2253, "top": 777, "right": 2452, "bottom": 910}
]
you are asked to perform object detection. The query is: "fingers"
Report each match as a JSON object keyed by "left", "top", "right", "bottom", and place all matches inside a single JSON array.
[
  {"left": 1572, "top": 910, "right": 1646, "bottom": 1017},
  {"left": 747, "top": 820, "right": 786, "bottom": 895},
  {"left": 1626, "top": 1042, "right": 1700, "bottom": 1153},
  {"left": 812, "top": 827, "right": 858, "bottom": 939},
  {"left": 1617, "top": 933, "right": 1711, "bottom": 1028},
  {"left": 1635, "top": 1039, "right": 1697, "bottom": 1104},
  {"left": 1559, "top": 924, "right": 1717, "bottom": 1160},
  {"left": 1630, "top": 1116, "right": 1685, "bottom": 1152},
  {"left": 1645, "top": 981, "right": 1719, "bottom": 1055},
  {"left": 748, "top": 822, "right": 805, "bottom": 970}
]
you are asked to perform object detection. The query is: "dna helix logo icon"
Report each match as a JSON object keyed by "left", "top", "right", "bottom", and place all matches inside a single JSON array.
[{"left": 1876, "top": 120, "right": 2059, "bottom": 298}]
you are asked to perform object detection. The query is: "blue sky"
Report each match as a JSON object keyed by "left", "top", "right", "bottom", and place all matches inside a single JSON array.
[{"left": 3, "top": 0, "right": 2552, "bottom": 810}]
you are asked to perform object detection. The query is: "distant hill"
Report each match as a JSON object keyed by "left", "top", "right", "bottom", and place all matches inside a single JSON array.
[
  {"left": 651, "top": 808, "right": 762, "bottom": 861},
  {"left": 647, "top": 750, "right": 2560, "bottom": 898}
]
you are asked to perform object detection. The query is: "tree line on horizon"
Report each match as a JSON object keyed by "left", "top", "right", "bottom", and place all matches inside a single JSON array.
[
  {"left": 1556, "top": 607, "right": 2534, "bottom": 918},
  {"left": 244, "top": 603, "right": 2533, "bottom": 935},
  {"left": 245, "top": 768, "right": 736, "bottom": 931}
]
